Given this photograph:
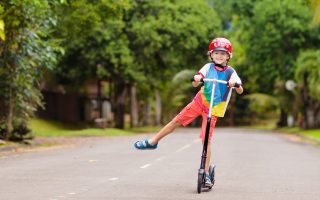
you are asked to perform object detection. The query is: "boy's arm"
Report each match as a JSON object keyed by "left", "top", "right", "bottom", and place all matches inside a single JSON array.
[
  {"left": 192, "top": 63, "right": 210, "bottom": 87},
  {"left": 228, "top": 80, "right": 243, "bottom": 94},
  {"left": 229, "top": 71, "right": 243, "bottom": 94},
  {"left": 235, "top": 85, "right": 243, "bottom": 94},
  {"left": 192, "top": 74, "right": 203, "bottom": 87}
]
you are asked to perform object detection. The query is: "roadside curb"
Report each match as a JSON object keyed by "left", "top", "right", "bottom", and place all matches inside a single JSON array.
[
  {"left": 274, "top": 130, "right": 320, "bottom": 147},
  {"left": 0, "top": 136, "right": 100, "bottom": 156}
]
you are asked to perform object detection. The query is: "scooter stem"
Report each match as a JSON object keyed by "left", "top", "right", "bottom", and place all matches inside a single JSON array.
[{"left": 200, "top": 81, "right": 216, "bottom": 170}]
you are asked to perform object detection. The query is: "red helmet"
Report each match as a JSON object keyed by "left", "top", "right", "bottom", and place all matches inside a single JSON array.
[{"left": 208, "top": 38, "right": 232, "bottom": 59}]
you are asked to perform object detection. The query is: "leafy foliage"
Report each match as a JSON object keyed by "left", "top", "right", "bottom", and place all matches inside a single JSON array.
[
  {"left": 161, "top": 69, "right": 197, "bottom": 122},
  {"left": 240, "top": 0, "right": 311, "bottom": 93},
  {"left": 0, "top": 0, "right": 62, "bottom": 140},
  {"left": 54, "top": 0, "right": 133, "bottom": 87},
  {"left": 294, "top": 49, "right": 320, "bottom": 128},
  {"left": 295, "top": 50, "right": 320, "bottom": 100},
  {"left": 310, "top": 0, "right": 320, "bottom": 26},
  {"left": 1, "top": 0, "right": 319, "bottom": 135},
  {"left": 126, "top": 0, "right": 221, "bottom": 83},
  {"left": 244, "top": 93, "right": 279, "bottom": 118},
  {"left": 125, "top": 0, "right": 222, "bottom": 125}
]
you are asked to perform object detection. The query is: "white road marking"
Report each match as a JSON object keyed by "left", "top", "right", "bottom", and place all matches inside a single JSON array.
[
  {"left": 68, "top": 192, "right": 76, "bottom": 195},
  {"left": 109, "top": 177, "right": 119, "bottom": 181},
  {"left": 140, "top": 163, "right": 151, "bottom": 169},
  {"left": 176, "top": 144, "right": 191, "bottom": 153}
]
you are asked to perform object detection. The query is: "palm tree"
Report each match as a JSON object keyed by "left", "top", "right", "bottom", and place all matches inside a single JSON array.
[
  {"left": 311, "top": 0, "right": 320, "bottom": 27},
  {"left": 295, "top": 50, "right": 320, "bottom": 128},
  {"left": 161, "top": 69, "right": 196, "bottom": 123}
]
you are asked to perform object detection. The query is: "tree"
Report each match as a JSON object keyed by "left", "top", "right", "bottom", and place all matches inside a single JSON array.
[
  {"left": 54, "top": 0, "right": 133, "bottom": 86},
  {"left": 231, "top": 0, "right": 312, "bottom": 126},
  {"left": 161, "top": 69, "right": 197, "bottom": 122},
  {"left": 294, "top": 50, "right": 320, "bottom": 128},
  {"left": 310, "top": 0, "right": 320, "bottom": 27},
  {"left": 125, "top": 0, "right": 221, "bottom": 125},
  {"left": 53, "top": 0, "right": 134, "bottom": 128},
  {"left": 53, "top": 0, "right": 222, "bottom": 128},
  {"left": 0, "top": 0, "right": 62, "bottom": 140}
]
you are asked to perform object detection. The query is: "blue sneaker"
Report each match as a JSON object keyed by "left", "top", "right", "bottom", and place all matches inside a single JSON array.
[
  {"left": 134, "top": 139, "right": 158, "bottom": 150},
  {"left": 205, "top": 173, "right": 213, "bottom": 187}
]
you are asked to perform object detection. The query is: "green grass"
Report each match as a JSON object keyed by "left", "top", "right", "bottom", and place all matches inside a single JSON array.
[
  {"left": 240, "top": 123, "right": 276, "bottom": 130},
  {"left": 277, "top": 127, "right": 320, "bottom": 141},
  {"left": 29, "top": 119, "right": 320, "bottom": 143},
  {"left": 128, "top": 126, "right": 161, "bottom": 133},
  {"left": 29, "top": 119, "right": 135, "bottom": 137},
  {"left": 300, "top": 129, "right": 320, "bottom": 141},
  {"left": 238, "top": 119, "right": 277, "bottom": 130},
  {"left": 238, "top": 119, "right": 320, "bottom": 143}
]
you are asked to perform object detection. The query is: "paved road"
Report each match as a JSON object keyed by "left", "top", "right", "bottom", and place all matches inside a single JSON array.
[{"left": 1, "top": 128, "right": 320, "bottom": 200}]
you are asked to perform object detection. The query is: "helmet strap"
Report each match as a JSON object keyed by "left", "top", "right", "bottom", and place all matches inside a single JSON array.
[
  {"left": 214, "top": 63, "right": 227, "bottom": 69},
  {"left": 210, "top": 57, "right": 228, "bottom": 69}
]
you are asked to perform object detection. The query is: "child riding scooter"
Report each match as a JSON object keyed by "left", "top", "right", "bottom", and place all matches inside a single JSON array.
[{"left": 134, "top": 37, "right": 244, "bottom": 192}]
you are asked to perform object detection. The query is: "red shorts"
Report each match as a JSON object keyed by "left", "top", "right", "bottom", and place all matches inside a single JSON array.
[{"left": 174, "top": 100, "right": 217, "bottom": 141}]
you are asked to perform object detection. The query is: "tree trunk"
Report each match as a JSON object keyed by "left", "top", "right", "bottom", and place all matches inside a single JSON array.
[
  {"left": 315, "top": 108, "right": 320, "bottom": 128},
  {"left": 115, "top": 84, "right": 127, "bottom": 129},
  {"left": 3, "top": 30, "right": 14, "bottom": 140},
  {"left": 304, "top": 99, "right": 320, "bottom": 129},
  {"left": 130, "top": 84, "right": 138, "bottom": 128},
  {"left": 5, "top": 88, "right": 13, "bottom": 140},
  {"left": 277, "top": 109, "right": 288, "bottom": 127},
  {"left": 155, "top": 90, "right": 161, "bottom": 126},
  {"left": 143, "top": 102, "right": 151, "bottom": 126},
  {"left": 300, "top": 73, "right": 318, "bottom": 129},
  {"left": 306, "top": 108, "right": 315, "bottom": 128},
  {"left": 97, "top": 79, "right": 102, "bottom": 118}
]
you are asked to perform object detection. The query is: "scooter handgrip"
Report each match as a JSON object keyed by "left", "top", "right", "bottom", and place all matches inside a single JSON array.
[
  {"left": 227, "top": 81, "right": 241, "bottom": 88},
  {"left": 191, "top": 78, "right": 204, "bottom": 82},
  {"left": 234, "top": 83, "right": 241, "bottom": 88}
]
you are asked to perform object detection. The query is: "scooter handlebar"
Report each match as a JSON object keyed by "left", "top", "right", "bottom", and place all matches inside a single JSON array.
[{"left": 191, "top": 77, "right": 241, "bottom": 88}]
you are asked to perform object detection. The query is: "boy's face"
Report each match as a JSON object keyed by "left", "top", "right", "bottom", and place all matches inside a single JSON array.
[{"left": 210, "top": 50, "right": 229, "bottom": 65}]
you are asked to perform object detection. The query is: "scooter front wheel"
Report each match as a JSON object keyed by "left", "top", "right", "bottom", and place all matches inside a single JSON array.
[{"left": 197, "top": 171, "right": 204, "bottom": 193}]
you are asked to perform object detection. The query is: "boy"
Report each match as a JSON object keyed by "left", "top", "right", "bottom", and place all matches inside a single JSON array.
[{"left": 134, "top": 37, "right": 243, "bottom": 187}]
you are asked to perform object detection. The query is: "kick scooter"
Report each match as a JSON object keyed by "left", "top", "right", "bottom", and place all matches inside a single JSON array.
[{"left": 194, "top": 78, "right": 240, "bottom": 194}]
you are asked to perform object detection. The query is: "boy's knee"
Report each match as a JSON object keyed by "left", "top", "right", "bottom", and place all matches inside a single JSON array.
[{"left": 171, "top": 118, "right": 181, "bottom": 127}]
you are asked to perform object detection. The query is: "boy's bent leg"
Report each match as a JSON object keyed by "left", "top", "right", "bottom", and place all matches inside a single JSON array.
[
  {"left": 204, "top": 142, "right": 213, "bottom": 187},
  {"left": 200, "top": 115, "right": 217, "bottom": 173},
  {"left": 204, "top": 142, "right": 212, "bottom": 172}
]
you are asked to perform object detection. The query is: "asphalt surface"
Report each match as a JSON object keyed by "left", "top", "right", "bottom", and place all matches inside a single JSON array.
[{"left": 1, "top": 128, "right": 320, "bottom": 200}]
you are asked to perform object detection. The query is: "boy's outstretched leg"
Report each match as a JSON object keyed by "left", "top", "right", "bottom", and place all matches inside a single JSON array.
[
  {"left": 134, "top": 119, "right": 181, "bottom": 150},
  {"left": 149, "top": 119, "right": 181, "bottom": 145},
  {"left": 134, "top": 100, "right": 202, "bottom": 150}
]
